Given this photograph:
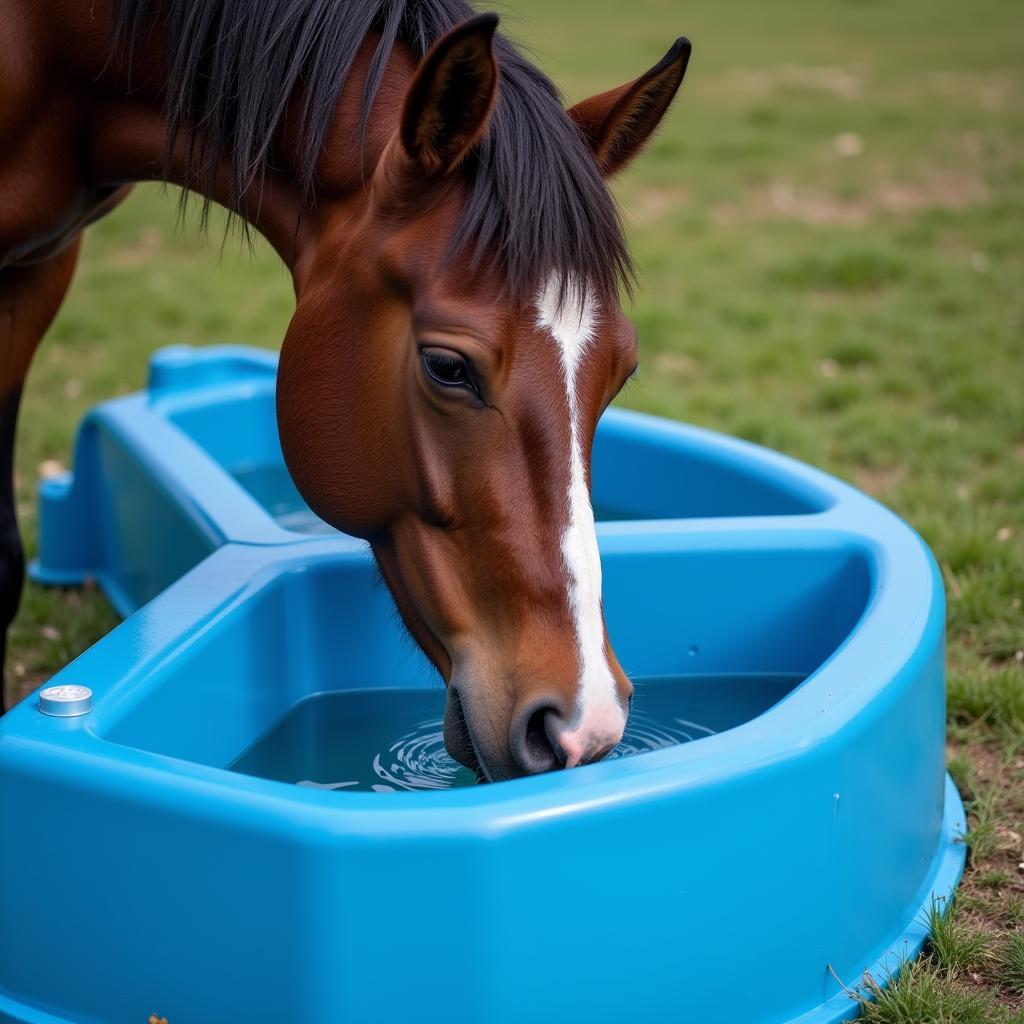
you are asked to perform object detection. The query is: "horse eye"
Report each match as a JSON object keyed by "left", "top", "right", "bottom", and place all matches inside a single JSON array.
[{"left": 421, "top": 347, "right": 472, "bottom": 390}]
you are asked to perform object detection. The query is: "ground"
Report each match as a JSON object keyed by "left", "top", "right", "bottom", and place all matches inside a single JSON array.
[{"left": 6, "top": 0, "right": 1023, "bottom": 1018}]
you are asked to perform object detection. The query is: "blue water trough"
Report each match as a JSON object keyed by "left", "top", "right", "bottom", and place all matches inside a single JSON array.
[{"left": 0, "top": 346, "right": 964, "bottom": 1024}]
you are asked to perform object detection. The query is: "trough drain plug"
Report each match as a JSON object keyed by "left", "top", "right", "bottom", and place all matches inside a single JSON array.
[{"left": 38, "top": 685, "right": 93, "bottom": 717}]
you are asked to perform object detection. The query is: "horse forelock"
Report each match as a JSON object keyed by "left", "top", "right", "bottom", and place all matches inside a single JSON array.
[{"left": 110, "top": 0, "right": 634, "bottom": 302}]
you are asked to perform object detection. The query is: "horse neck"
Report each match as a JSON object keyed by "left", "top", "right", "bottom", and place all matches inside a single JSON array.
[{"left": 81, "top": 12, "right": 409, "bottom": 290}]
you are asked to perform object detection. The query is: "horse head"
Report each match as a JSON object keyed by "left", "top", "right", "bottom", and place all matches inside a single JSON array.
[{"left": 277, "top": 14, "right": 690, "bottom": 780}]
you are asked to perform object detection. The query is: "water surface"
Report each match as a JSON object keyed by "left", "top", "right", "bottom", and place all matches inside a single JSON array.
[
  {"left": 232, "top": 463, "right": 337, "bottom": 535},
  {"left": 230, "top": 673, "right": 801, "bottom": 793}
]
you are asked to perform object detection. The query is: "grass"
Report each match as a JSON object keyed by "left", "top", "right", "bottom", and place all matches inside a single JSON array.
[
  {"left": 950, "top": 666, "right": 1024, "bottom": 739},
  {"left": 963, "top": 784, "right": 1005, "bottom": 866},
  {"left": 4, "top": 0, "right": 1023, "bottom": 1018},
  {"left": 860, "top": 960, "right": 1021, "bottom": 1024},
  {"left": 928, "top": 900, "right": 992, "bottom": 980},
  {"left": 999, "top": 934, "right": 1024, "bottom": 998},
  {"left": 859, "top": 905, "right": 1024, "bottom": 1023}
]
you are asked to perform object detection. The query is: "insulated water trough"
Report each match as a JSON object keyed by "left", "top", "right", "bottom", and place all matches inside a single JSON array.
[{"left": 0, "top": 346, "right": 964, "bottom": 1024}]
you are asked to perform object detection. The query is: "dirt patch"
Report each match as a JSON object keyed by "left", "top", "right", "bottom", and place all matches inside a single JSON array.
[
  {"left": 653, "top": 352, "right": 701, "bottom": 378},
  {"left": 855, "top": 464, "right": 908, "bottom": 497},
  {"left": 927, "top": 71, "right": 1017, "bottom": 113},
  {"left": 712, "top": 173, "right": 989, "bottom": 227},
  {"left": 627, "top": 184, "right": 691, "bottom": 226},
  {"left": 12, "top": 672, "right": 48, "bottom": 705},
  {"left": 720, "top": 64, "right": 866, "bottom": 100},
  {"left": 949, "top": 736, "right": 1024, "bottom": 939},
  {"left": 108, "top": 225, "right": 164, "bottom": 269},
  {"left": 874, "top": 177, "right": 989, "bottom": 215}
]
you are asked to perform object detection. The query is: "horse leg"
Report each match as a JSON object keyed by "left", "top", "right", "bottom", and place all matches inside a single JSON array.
[{"left": 0, "top": 238, "right": 82, "bottom": 713}]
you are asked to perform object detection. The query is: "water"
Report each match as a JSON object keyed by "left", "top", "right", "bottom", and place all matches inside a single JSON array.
[
  {"left": 231, "top": 462, "right": 636, "bottom": 534},
  {"left": 229, "top": 674, "right": 801, "bottom": 793},
  {"left": 231, "top": 463, "right": 337, "bottom": 535}
]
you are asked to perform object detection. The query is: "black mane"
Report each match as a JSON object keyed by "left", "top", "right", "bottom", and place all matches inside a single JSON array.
[{"left": 111, "top": 0, "right": 633, "bottom": 299}]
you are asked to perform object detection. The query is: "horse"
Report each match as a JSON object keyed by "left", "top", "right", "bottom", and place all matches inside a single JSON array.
[{"left": 0, "top": 0, "right": 690, "bottom": 780}]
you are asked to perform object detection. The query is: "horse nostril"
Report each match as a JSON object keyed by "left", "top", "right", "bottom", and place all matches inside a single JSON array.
[{"left": 510, "top": 701, "right": 566, "bottom": 776}]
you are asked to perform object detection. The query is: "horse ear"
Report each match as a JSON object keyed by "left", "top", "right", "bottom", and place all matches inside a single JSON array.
[
  {"left": 568, "top": 37, "right": 691, "bottom": 177},
  {"left": 399, "top": 12, "right": 500, "bottom": 177}
]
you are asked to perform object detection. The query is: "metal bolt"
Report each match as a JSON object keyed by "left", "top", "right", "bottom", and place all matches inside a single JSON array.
[{"left": 38, "top": 685, "right": 93, "bottom": 717}]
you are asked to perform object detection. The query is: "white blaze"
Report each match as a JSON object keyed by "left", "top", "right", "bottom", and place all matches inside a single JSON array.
[{"left": 536, "top": 278, "right": 625, "bottom": 765}]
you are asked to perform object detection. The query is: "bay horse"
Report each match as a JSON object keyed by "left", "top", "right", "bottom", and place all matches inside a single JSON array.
[{"left": 0, "top": 0, "right": 690, "bottom": 780}]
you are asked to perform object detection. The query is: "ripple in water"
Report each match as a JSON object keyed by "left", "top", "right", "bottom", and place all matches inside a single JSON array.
[
  {"left": 362, "top": 707, "right": 716, "bottom": 792},
  {"left": 229, "top": 674, "right": 800, "bottom": 793},
  {"left": 370, "top": 719, "right": 476, "bottom": 792}
]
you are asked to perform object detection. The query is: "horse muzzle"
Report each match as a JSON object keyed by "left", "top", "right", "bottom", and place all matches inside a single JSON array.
[{"left": 443, "top": 680, "right": 628, "bottom": 781}]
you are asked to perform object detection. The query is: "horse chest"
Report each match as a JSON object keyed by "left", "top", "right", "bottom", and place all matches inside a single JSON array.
[
  {"left": 0, "top": 126, "right": 111, "bottom": 269},
  {"left": 0, "top": 64, "right": 114, "bottom": 268}
]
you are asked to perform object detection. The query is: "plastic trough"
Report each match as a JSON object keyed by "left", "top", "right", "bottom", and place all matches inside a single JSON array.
[{"left": 0, "top": 345, "right": 964, "bottom": 1024}]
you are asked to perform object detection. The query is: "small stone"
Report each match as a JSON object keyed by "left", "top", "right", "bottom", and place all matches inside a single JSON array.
[
  {"left": 996, "top": 526, "right": 1013, "bottom": 542},
  {"left": 817, "top": 358, "right": 841, "bottom": 379},
  {"left": 39, "top": 626, "right": 61, "bottom": 643},
  {"left": 969, "top": 251, "right": 989, "bottom": 273},
  {"left": 38, "top": 460, "right": 64, "bottom": 480}
]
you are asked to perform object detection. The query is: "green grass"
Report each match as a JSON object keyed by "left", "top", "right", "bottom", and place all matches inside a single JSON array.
[
  {"left": 998, "top": 934, "right": 1024, "bottom": 998},
  {"left": 859, "top": 903, "right": 1023, "bottom": 1022},
  {"left": 949, "top": 666, "right": 1024, "bottom": 738},
  {"left": 4, "top": 0, "right": 1024, "bottom": 1018},
  {"left": 860, "top": 960, "right": 1022, "bottom": 1024},
  {"left": 928, "top": 900, "right": 992, "bottom": 980},
  {"left": 963, "top": 785, "right": 1005, "bottom": 866}
]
